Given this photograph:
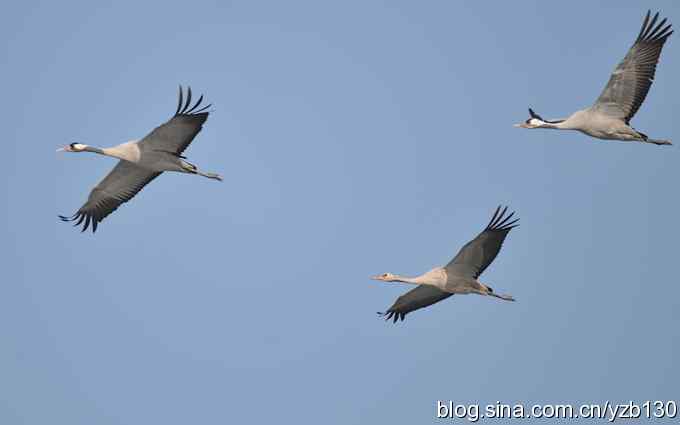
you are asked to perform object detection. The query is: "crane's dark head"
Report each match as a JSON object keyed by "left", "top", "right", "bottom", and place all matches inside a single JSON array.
[
  {"left": 371, "top": 272, "right": 399, "bottom": 282},
  {"left": 57, "top": 143, "right": 89, "bottom": 153},
  {"left": 514, "top": 108, "right": 559, "bottom": 128},
  {"left": 514, "top": 117, "right": 544, "bottom": 129}
]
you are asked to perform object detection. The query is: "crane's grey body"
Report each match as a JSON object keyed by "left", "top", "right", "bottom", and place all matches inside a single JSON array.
[
  {"left": 58, "top": 86, "right": 221, "bottom": 233},
  {"left": 516, "top": 11, "right": 673, "bottom": 146},
  {"left": 532, "top": 108, "right": 654, "bottom": 142},
  {"left": 105, "top": 144, "right": 204, "bottom": 174},
  {"left": 372, "top": 206, "right": 518, "bottom": 323},
  {"left": 571, "top": 110, "right": 646, "bottom": 142},
  {"left": 386, "top": 267, "right": 495, "bottom": 295}
]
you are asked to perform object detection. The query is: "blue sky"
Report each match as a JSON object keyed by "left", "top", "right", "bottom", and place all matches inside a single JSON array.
[{"left": 2, "top": 0, "right": 679, "bottom": 423}]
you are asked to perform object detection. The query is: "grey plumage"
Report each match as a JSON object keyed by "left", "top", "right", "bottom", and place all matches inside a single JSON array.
[
  {"left": 379, "top": 286, "right": 450, "bottom": 324},
  {"left": 516, "top": 11, "right": 673, "bottom": 146},
  {"left": 593, "top": 10, "right": 673, "bottom": 123},
  {"left": 445, "top": 207, "right": 518, "bottom": 279},
  {"left": 376, "top": 206, "right": 519, "bottom": 323},
  {"left": 59, "top": 86, "right": 221, "bottom": 233},
  {"left": 60, "top": 163, "right": 162, "bottom": 233},
  {"left": 143, "top": 86, "right": 211, "bottom": 156}
]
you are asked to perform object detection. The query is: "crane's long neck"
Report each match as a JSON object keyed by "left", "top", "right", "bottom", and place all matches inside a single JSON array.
[
  {"left": 82, "top": 145, "right": 107, "bottom": 155},
  {"left": 542, "top": 112, "right": 583, "bottom": 130},
  {"left": 540, "top": 119, "right": 570, "bottom": 130},
  {"left": 83, "top": 144, "right": 139, "bottom": 162},
  {"left": 392, "top": 274, "right": 426, "bottom": 285}
]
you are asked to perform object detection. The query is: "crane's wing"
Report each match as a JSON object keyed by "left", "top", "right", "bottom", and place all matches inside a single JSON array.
[
  {"left": 138, "top": 86, "right": 211, "bottom": 156},
  {"left": 444, "top": 206, "right": 519, "bottom": 279},
  {"left": 60, "top": 161, "right": 161, "bottom": 232},
  {"left": 378, "top": 285, "right": 452, "bottom": 323},
  {"left": 592, "top": 11, "right": 673, "bottom": 122}
]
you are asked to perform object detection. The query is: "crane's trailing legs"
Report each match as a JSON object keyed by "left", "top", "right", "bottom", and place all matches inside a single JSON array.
[
  {"left": 635, "top": 130, "right": 672, "bottom": 146},
  {"left": 479, "top": 283, "right": 515, "bottom": 302},
  {"left": 180, "top": 159, "right": 223, "bottom": 181}
]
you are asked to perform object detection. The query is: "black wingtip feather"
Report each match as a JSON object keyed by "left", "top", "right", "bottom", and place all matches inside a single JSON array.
[
  {"left": 185, "top": 95, "right": 204, "bottom": 113},
  {"left": 637, "top": 11, "right": 652, "bottom": 41},
  {"left": 498, "top": 206, "right": 508, "bottom": 224},
  {"left": 59, "top": 211, "right": 100, "bottom": 233},
  {"left": 184, "top": 86, "right": 193, "bottom": 114},
  {"left": 660, "top": 25, "right": 673, "bottom": 40},
  {"left": 488, "top": 206, "right": 509, "bottom": 229},
  {"left": 648, "top": 18, "right": 668, "bottom": 39},
  {"left": 495, "top": 211, "right": 515, "bottom": 228},
  {"left": 502, "top": 218, "right": 520, "bottom": 230},
  {"left": 486, "top": 206, "right": 520, "bottom": 232},
  {"left": 486, "top": 206, "right": 502, "bottom": 229},
  {"left": 644, "top": 12, "right": 660, "bottom": 40},
  {"left": 638, "top": 11, "right": 673, "bottom": 43},
  {"left": 175, "top": 85, "right": 210, "bottom": 117},
  {"left": 193, "top": 104, "right": 212, "bottom": 114},
  {"left": 378, "top": 309, "right": 406, "bottom": 324},
  {"left": 81, "top": 215, "right": 90, "bottom": 233},
  {"left": 176, "top": 85, "right": 184, "bottom": 116}
]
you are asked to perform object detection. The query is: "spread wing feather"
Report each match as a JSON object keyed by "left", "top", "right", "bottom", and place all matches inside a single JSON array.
[
  {"left": 593, "top": 11, "right": 673, "bottom": 122},
  {"left": 60, "top": 161, "right": 160, "bottom": 233},
  {"left": 138, "top": 85, "right": 211, "bottom": 155},
  {"left": 378, "top": 286, "right": 452, "bottom": 323},
  {"left": 445, "top": 206, "right": 519, "bottom": 279}
]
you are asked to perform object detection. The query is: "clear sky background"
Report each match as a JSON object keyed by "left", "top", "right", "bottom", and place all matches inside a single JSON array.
[{"left": 2, "top": 0, "right": 679, "bottom": 423}]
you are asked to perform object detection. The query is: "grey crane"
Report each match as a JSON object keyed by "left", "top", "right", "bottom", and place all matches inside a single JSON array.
[
  {"left": 515, "top": 10, "right": 673, "bottom": 146},
  {"left": 373, "top": 206, "right": 518, "bottom": 323},
  {"left": 58, "top": 86, "right": 222, "bottom": 233}
]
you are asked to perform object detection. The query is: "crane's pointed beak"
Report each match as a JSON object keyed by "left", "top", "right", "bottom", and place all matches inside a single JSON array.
[
  {"left": 514, "top": 123, "right": 527, "bottom": 128},
  {"left": 56, "top": 147, "right": 65, "bottom": 152}
]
